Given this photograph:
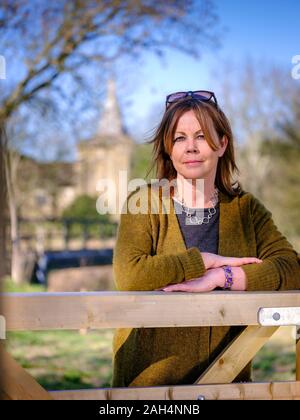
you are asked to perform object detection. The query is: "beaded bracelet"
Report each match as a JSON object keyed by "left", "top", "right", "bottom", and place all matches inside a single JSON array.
[{"left": 223, "top": 265, "right": 234, "bottom": 290}]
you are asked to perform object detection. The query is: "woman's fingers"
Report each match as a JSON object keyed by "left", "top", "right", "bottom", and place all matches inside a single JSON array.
[
  {"left": 203, "top": 252, "right": 263, "bottom": 269},
  {"left": 163, "top": 281, "right": 199, "bottom": 292},
  {"left": 162, "top": 283, "right": 189, "bottom": 292},
  {"left": 227, "top": 257, "right": 262, "bottom": 266}
]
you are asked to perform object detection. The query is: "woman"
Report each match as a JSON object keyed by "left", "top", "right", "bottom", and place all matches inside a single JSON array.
[{"left": 112, "top": 90, "right": 300, "bottom": 387}]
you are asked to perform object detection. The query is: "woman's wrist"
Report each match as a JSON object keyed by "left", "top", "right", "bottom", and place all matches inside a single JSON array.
[
  {"left": 215, "top": 266, "right": 247, "bottom": 290},
  {"left": 215, "top": 266, "right": 233, "bottom": 289},
  {"left": 201, "top": 252, "right": 214, "bottom": 270},
  {"left": 223, "top": 265, "right": 234, "bottom": 289},
  {"left": 227, "top": 266, "right": 247, "bottom": 291},
  {"left": 215, "top": 267, "right": 226, "bottom": 288}
]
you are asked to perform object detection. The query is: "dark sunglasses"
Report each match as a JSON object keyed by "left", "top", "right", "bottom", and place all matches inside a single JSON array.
[{"left": 165, "top": 90, "right": 218, "bottom": 109}]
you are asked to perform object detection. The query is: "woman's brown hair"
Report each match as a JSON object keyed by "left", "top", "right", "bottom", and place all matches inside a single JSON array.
[{"left": 146, "top": 97, "right": 242, "bottom": 197}]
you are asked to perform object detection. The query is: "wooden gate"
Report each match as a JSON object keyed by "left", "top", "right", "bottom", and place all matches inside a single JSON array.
[{"left": 1, "top": 291, "right": 300, "bottom": 400}]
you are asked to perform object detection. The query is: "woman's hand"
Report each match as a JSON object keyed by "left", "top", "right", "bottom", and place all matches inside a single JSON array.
[
  {"left": 201, "top": 252, "right": 262, "bottom": 270},
  {"left": 161, "top": 268, "right": 226, "bottom": 293},
  {"left": 161, "top": 266, "right": 249, "bottom": 292},
  {"left": 156, "top": 254, "right": 263, "bottom": 293}
]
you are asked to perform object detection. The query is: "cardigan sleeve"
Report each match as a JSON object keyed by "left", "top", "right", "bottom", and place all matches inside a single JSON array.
[
  {"left": 113, "top": 200, "right": 206, "bottom": 292},
  {"left": 241, "top": 194, "right": 300, "bottom": 291}
]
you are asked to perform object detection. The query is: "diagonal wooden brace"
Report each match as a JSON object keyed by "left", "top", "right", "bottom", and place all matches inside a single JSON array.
[
  {"left": 0, "top": 342, "right": 53, "bottom": 400},
  {"left": 195, "top": 325, "right": 278, "bottom": 385}
]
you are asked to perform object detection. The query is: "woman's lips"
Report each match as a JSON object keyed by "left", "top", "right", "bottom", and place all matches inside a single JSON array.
[{"left": 183, "top": 160, "right": 204, "bottom": 166}]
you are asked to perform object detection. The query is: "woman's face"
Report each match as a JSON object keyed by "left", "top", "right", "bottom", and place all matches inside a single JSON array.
[{"left": 170, "top": 110, "right": 227, "bottom": 182}]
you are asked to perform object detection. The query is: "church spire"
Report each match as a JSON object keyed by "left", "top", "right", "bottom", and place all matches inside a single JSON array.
[{"left": 97, "top": 79, "right": 125, "bottom": 136}]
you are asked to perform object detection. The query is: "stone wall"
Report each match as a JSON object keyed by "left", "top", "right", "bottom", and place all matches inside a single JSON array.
[{"left": 47, "top": 265, "right": 115, "bottom": 292}]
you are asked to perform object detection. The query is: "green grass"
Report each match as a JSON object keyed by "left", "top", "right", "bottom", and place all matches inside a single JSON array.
[
  {"left": 3, "top": 278, "right": 114, "bottom": 390},
  {"left": 3, "top": 279, "right": 297, "bottom": 391},
  {"left": 252, "top": 338, "right": 296, "bottom": 382},
  {"left": 6, "top": 328, "right": 295, "bottom": 391},
  {"left": 6, "top": 329, "right": 114, "bottom": 390},
  {"left": 3, "top": 276, "right": 46, "bottom": 293}
]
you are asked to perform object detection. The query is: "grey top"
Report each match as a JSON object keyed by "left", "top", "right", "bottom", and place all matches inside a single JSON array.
[{"left": 172, "top": 198, "right": 220, "bottom": 254}]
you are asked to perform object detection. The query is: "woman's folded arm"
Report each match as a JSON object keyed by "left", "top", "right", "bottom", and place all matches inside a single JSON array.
[
  {"left": 113, "top": 211, "right": 206, "bottom": 291},
  {"left": 241, "top": 195, "right": 300, "bottom": 291}
]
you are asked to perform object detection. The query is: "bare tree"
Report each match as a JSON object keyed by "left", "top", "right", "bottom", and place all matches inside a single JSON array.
[
  {"left": 217, "top": 58, "right": 294, "bottom": 199},
  {"left": 0, "top": 0, "right": 221, "bottom": 283},
  {"left": 261, "top": 90, "right": 300, "bottom": 241},
  {"left": 0, "top": 0, "right": 221, "bottom": 121},
  {"left": 2, "top": 132, "right": 26, "bottom": 283},
  {"left": 214, "top": 58, "right": 300, "bottom": 246}
]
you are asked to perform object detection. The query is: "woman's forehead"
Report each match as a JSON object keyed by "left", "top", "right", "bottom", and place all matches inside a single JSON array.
[{"left": 175, "top": 110, "right": 202, "bottom": 131}]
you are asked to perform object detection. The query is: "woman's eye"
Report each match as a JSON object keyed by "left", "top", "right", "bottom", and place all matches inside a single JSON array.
[{"left": 173, "top": 135, "right": 204, "bottom": 143}]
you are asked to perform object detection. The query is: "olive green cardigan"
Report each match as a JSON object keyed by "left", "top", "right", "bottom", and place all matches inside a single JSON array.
[{"left": 112, "top": 183, "right": 300, "bottom": 387}]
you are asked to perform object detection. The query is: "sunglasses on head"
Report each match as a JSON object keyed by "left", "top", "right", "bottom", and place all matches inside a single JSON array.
[{"left": 165, "top": 90, "right": 218, "bottom": 109}]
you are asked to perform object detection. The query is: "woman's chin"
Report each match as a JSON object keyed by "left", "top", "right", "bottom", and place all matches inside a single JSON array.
[{"left": 179, "top": 169, "right": 206, "bottom": 180}]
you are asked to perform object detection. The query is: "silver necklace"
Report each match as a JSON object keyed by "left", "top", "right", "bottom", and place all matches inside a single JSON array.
[{"left": 174, "top": 188, "right": 219, "bottom": 225}]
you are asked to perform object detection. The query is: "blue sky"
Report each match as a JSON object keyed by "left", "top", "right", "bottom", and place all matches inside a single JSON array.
[{"left": 122, "top": 0, "right": 300, "bottom": 139}]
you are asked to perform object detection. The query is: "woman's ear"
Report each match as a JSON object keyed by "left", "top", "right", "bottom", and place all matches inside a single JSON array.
[{"left": 218, "top": 135, "right": 228, "bottom": 157}]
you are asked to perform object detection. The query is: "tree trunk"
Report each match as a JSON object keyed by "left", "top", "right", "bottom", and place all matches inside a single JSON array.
[
  {"left": 10, "top": 208, "right": 24, "bottom": 285},
  {"left": 3, "top": 141, "right": 24, "bottom": 284},
  {"left": 0, "top": 125, "right": 8, "bottom": 282}
]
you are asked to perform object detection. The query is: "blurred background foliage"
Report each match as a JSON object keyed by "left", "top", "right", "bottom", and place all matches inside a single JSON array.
[{"left": 62, "top": 194, "right": 115, "bottom": 238}]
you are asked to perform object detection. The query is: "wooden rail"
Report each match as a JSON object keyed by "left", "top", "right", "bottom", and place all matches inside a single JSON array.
[
  {"left": 3, "top": 291, "right": 300, "bottom": 330},
  {"left": 1, "top": 291, "right": 300, "bottom": 400},
  {"left": 49, "top": 381, "right": 300, "bottom": 400}
]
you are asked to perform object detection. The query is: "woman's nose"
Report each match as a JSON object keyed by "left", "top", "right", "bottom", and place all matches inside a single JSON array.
[{"left": 185, "top": 138, "right": 199, "bottom": 152}]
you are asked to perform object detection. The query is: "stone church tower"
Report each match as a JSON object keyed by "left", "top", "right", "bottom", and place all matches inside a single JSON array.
[{"left": 76, "top": 79, "right": 134, "bottom": 220}]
